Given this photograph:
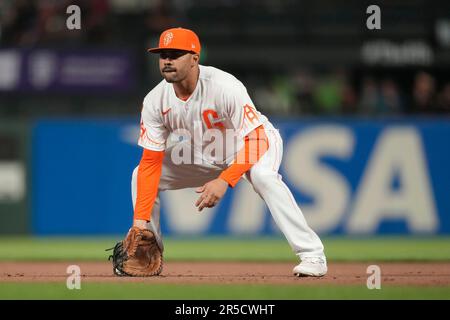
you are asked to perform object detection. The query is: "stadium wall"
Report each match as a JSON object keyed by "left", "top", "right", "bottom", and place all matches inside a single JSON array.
[{"left": 28, "top": 117, "right": 450, "bottom": 236}]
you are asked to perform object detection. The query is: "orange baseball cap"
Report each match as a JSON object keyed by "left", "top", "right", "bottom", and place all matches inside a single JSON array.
[{"left": 148, "top": 28, "right": 201, "bottom": 54}]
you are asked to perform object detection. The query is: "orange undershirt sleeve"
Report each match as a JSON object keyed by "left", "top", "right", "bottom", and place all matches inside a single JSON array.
[
  {"left": 219, "top": 125, "right": 269, "bottom": 188},
  {"left": 134, "top": 149, "right": 165, "bottom": 221}
]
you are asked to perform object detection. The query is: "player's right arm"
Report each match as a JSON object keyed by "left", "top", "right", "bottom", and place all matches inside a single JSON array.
[
  {"left": 134, "top": 149, "right": 164, "bottom": 222},
  {"left": 134, "top": 101, "right": 169, "bottom": 223}
]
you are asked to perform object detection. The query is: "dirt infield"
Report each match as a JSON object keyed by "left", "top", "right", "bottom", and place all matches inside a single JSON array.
[{"left": 1, "top": 261, "right": 449, "bottom": 286}]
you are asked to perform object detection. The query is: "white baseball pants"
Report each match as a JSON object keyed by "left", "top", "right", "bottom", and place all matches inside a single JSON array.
[{"left": 131, "top": 123, "right": 325, "bottom": 260}]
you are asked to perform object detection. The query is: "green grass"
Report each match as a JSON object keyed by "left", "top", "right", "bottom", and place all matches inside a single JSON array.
[
  {"left": 0, "top": 283, "right": 449, "bottom": 300},
  {"left": 1, "top": 237, "right": 449, "bottom": 300},
  {"left": 0, "top": 236, "right": 449, "bottom": 262}
]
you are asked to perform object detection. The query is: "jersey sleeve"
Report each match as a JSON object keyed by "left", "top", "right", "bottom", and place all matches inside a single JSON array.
[
  {"left": 219, "top": 125, "right": 269, "bottom": 188},
  {"left": 138, "top": 101, "right": 169, "bottom": 151},
  {"left": 223, "top": 82, "right": 264, "bottom": 139},
  {"left": 134, "top": 148, "right": 165, "bottom": 221}
]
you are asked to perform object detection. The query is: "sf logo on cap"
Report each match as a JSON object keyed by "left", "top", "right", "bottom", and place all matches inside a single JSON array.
[{"left": 163, "top": 32, "right": 173, "bottom": 46}]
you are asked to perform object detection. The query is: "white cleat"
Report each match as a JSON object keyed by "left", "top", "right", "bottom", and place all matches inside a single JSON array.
[{"left": 293, "top": 256, "right": 328, "bottom": 277}]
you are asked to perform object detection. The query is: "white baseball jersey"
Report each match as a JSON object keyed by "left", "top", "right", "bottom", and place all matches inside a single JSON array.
[
  {"left": 138, "top": 65, "right": 269, "bottom": 164},
  {"left": 133, "top": 65, "right": 325, "bottom": 262}
]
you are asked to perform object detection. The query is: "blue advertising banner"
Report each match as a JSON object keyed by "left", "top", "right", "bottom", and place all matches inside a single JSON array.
[
  {"left": 32, "top": 118, "right": 450, "bottom": 235},
  {"left": 0, "top": 49, "right": 134, "bottom": 93}
]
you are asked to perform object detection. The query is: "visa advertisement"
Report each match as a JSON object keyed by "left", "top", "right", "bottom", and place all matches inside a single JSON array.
[{"left": 32, "top": 118, "right": 450, "bottom": 236}]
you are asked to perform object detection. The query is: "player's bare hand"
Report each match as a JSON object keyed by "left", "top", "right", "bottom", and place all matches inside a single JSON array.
[{"left": 195, "top": 178, "right": 229, "bottom": 212}]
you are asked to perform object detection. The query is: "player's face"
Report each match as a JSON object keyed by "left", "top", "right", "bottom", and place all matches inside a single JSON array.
[{"left": 159, "top": 50, "right": 198, "bottom": 83}]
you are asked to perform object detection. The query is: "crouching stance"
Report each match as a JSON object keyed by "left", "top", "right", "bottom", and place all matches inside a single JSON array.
[{"left": 109, "top": 28, "right": 327, "bottom": 277}]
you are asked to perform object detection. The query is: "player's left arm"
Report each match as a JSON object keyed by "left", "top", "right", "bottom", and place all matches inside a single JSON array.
[
  {"left": 195, "top": 81, "right": 268, "bottom": 211},
  {"left": 195, "top": 125, "right": 269, "bottom": 211}
]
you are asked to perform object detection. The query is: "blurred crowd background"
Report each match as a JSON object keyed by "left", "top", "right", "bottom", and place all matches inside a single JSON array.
[
  {"left": 1, "top": 1, "right": 450, "bottom": 237},
  {"left": 0, "top": 0, "right": 449, "bottom": 118}
]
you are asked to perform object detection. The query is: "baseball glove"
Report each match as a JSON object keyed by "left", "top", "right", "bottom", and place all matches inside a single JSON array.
[{"left": 107, "top": 227, "right": 163, "bottom": 277}]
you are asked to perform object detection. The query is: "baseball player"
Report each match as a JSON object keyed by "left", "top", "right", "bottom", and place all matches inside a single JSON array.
[{"left": 109, "top": 28, "right": 327, "bottom": 277}]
